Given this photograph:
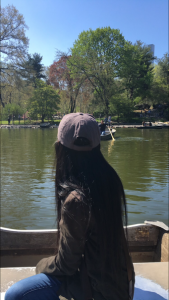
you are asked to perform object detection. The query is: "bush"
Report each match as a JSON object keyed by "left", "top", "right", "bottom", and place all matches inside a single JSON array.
[{"left": 2, "top": 103, "right": 24, "bottom": 120}]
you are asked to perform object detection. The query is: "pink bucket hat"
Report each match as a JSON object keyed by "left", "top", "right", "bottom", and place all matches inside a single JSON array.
[{"left": 57, "top": 113, "right": 100, "bottom": 151}]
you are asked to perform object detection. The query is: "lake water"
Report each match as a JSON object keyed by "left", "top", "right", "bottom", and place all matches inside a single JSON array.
[{"left": 1, "top": 127, "right": 168, "bottom": 229}]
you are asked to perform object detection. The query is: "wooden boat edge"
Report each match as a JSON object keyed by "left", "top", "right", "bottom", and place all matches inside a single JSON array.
[
  {"left": 1, "top": 220, "right": 168, "bottom": 232},
  {"left": 1, "top": 221, "right": 168, "bottom": 267}
]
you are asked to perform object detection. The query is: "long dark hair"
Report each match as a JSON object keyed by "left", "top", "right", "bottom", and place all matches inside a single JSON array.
[{"left": 55, "top": 140, "right": 128, "bottom": 274}]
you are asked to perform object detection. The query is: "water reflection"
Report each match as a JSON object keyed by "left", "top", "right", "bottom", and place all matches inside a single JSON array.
[
  {"left": 108, "top": 140, "right": 115, "bottom": 156},
  {"left": 1, "top": 128, "right": 168, "bottom": 229}
]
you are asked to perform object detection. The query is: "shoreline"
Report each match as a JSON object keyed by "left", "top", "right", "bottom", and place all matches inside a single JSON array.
[
  {"left": 0, "top": 123, "right": 168, "bottom": 129},
  {"left": 0, "top": 124, "right": 57, "bottom": 129}
]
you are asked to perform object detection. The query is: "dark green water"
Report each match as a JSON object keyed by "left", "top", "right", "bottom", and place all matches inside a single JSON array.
[{"left": 1, "top": 128, "right": 168, "bottom": 229}]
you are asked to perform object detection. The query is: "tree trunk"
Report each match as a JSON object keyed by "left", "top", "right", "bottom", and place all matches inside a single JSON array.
[
  {"left": 42, "top": 114, "right": 45, "bottom": 123},
  {"left": 0, "top": 93, "right": 5, "bottom": 107},
  {"left": 104, "top": 98, "right": 109, "bottom": 117},
  {"left": 130, "top": 88, "right": 134, "bottom": 101},
  {"left": 70, "top": 95, "right": 76, "bottom": 113}
]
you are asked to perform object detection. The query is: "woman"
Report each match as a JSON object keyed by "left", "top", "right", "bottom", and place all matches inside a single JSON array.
[{"left": 5, "top": 113, "right": 134, "bottom": 300}]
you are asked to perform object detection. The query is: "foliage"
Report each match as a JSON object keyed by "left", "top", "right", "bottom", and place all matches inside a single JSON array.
[
  {"left": 49, "top": 53, "right": 83, "bottom": 112},
  {"left": 57, "top": 90, "right": 70, "bottom": 114},
  {"left": 0, "top": 5, "right": 29, "bottom": 107},
  {"left": 109, "top": 91, "right": 134, "bottom": 122},
  {"left": 149, "top": 55, "right": 169, "bottom": 107},
  {"left": 76, "top": 79, "right": 94, "bottom": 113},
  {"left": 0, "top": 5, "right": 29, "bottom": 64},
  {"left": 0, "top": 5, "right": 29, "bottom": 80},
  {"left": 2, "top": 103, "right": 24, "bottom": 120},
  {"left": 28, "top": 80, "right": 60, "bottom": 122},
  {"left": 119, "top": 41, "right": 155, "bottom": 102},
  {"left": 69, "top": 27, "right": 125, "bottom": 116},
  {"left": 22, "top": 53, "right": 46, "bottom": 87},
  {"left": 157, "top": 53, "right": 169, "bottom": 85},
  {"left": 1, "top": 67, "right": 34, "bottom": 111}
]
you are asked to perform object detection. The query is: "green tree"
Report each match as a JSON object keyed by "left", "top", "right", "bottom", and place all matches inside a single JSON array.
[
  {"left": 57, "top": 89, "right": 70, "bottom": 114},
  {"left": 28, "top": 80, "right": 60, "bottom": 122},
  {"left": 109, "top": 92, "right": 134, "bottom": 122},
  {"left": 149, "top": 54, "right": 169, "bottom": 110},
  {"left": 69, "top": 27, "right": 125, "bottom": 116},
  {"left": 0, "top": 5, "right": 29, "bottom": 107},
  {"left": 157, "top": 53, "right": 169, "bottom": 85},
  {"left": 119, "top": 41, "right": 155, "bottom": 103},
  {"left": 2, "top": 103, "right": 24, "bottom": 120},
  {"left": 23, "top": 53, "right": 46, "bottom": 88},
  {"left": 1, "top": 64, "right": 34, "bottom": 112}
]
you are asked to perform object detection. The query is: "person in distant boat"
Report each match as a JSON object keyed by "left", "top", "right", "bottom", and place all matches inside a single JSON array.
[
  {"left": 149, "top": 121, "right": 152, "bottom": 126},
  {"left": 99, "top": 120, "right": 106, "bottom": 135},
  {"left": 7, "top": 115, "right": 10, "bottom": 125},
  {"left": 104, "top": 116, "right": 108, "bottom": 124},
  {"left": 5, "top": 113, "right": 135, "bottom": 300},
  {"left": 142, "top": 120, "right": 145, "bottom": 126},
  {"left": 108, "top": 115, "right": 111, "bottom": 126}
]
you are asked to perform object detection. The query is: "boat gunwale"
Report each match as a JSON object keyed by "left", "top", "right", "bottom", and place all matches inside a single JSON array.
[
  {"left": 1, "top": 222, "right": 168, "bottom": 265},
  {"left": 0, "top": 222, "right": 154, "bottom": 233}
]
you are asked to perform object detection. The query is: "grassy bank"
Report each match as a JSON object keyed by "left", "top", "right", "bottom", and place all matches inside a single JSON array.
[
  {"left": 0, "top": 120, "right": 61, "bottom": 126},
  {"left": 1, "top": 116, "right": 167, "bottom": 126}
]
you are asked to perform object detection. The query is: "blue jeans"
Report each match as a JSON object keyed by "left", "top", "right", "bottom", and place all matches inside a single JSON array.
[{"left": 5, "top": 273, "right": 61, "bottom": 300}]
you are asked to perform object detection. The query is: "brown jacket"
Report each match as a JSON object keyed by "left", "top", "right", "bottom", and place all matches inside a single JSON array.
[{"left": 36, "top": 191, "right": 132, "bottom": 300}]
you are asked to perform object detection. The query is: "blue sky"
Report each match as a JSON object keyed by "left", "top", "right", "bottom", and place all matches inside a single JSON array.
[{"left": 3, "top": 0, "right": 168, "bottom": 67}]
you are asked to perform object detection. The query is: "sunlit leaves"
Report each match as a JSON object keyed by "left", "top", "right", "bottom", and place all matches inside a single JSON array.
[
  {"left": 69, "top": 27, "right": 125, "bottom": 115},
  {"left": 28, "top": 80, "right": 60, "bottom": 122},
  {"left": 0, "top": 5, "right": 29, "bottom": 63}
]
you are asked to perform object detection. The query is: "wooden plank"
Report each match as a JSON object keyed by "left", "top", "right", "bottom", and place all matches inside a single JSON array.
[
  {"left": 131, "top": 252, "right": 155, "bottom": 263},
  {"left": 2, "top": 252, "right": 154, "bottom": 267},
  {"left": 126, "top": 224, "right": 159, "bottom": 245},
  {"left": 154, "top": 229, "right": 169, "bottom": 262},
  {"left": 0, "top": 224, "right": 159, "bottom": 251},
  {"left": 161, "top": 232, "right": 169, "bottom": 262},
  {"left": 129, "top": 245, "right": 156, "bottom": 252},
  {"left": 0, "top": 246, "right": 156, "bottom": 260},
  {"left": 0, "top": 228, "right": 58, "bottom": 250},
  {"left": 0, "top": 248, "right": 57, "bottom": 256},
  {"left": 1, "top": 255, "right": 51, "bottom": 268},
  {"left": 0, "top": 224, "right": 163, "bottom": 267}
]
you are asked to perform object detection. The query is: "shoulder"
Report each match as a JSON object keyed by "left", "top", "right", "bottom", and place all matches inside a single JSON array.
[
  {"left": 65, "top": 190, "right": 85, "bottom": 204},
  {"left": 66, "top": 190, "right": 83, "bottom": 200},
  {"left": 61, "top": 191, "right": 89, "bottom": 223},
  {"left": 63, "top": 190, "right": 88, "bottom": 213},
  {"left": 61, "top": 190, "right": 90, "bottom": 233}
]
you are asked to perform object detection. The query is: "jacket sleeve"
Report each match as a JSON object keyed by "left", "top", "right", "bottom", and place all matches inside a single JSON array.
[{"left": 36, "top": 191, "right": 89, "bottom": 277}]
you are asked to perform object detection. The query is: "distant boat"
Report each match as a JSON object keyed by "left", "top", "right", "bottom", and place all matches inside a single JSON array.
[
  {"left": 100, "top": 129, "right": 116, "bottom": 140},
  {"left": 155, "top": 122, "right": 169, "bottom": 128},
  {"left": 40, "top": 123, "right": 51, "bottom": 128},
  {"left": 137, "top": 126, "right": 162, "bottom": 129}
]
